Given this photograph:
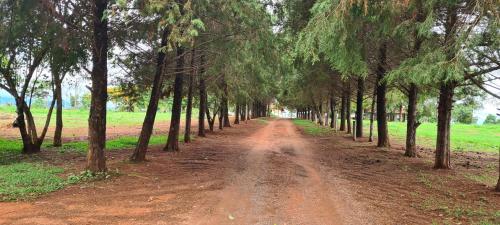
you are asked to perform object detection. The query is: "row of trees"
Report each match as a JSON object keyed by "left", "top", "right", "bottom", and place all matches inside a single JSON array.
[
  {"left": 276, "top": 0, "right": 499, "bottom": 191},
  {"left": 0, "top": 0, "right": 278, "bottom": 172}
]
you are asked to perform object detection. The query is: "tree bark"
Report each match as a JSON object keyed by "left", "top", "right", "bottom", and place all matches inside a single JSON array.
[
  {"left": 53, "top": 71, "right": 63, "bottom": 147},
  {"left": 496, "top": 153, "right": 500, "bottom": 191},
  {"left": 340, "top": 94, "right": 346, "bottom": 131},
  {"left": 206, "top": 103, "right": 215, "bottom": 132},
  {"left": 376, "top": 42, "right": 390, "bottom": 148},
  {"left": 16, "top": 99, "right": 40, "bottom": 154},
  {"left": 246, "top": 103, "right": 250, "bottom": 120},
  {"left": 434, "top": 5, "right": 457, "bottom": 169},
  {"left": 87, "top": 0, "right": 108, "bottom": 173},
  {"left": 405, "top": 84, "right": 419, "bottom": 157},
  {"left": 434, "top": 82, "right": 455, "bottom": 169},
  {"left": 218, "top": 104, "right": 224, "bottom": 130},
  {"left": 356, "top": 77, "right": 364, "bottom": 138},
  {"left": 346, "top": 86, "right": 352, "bottom": 134},
  {"left": 369, "top": 87, "right": 376, "bottom": 142},
  {"left": 131, "top": 28, "right": 170, "bottom": 162},
  {"left": 330, "top": 97, "right": 337, "bottom": 130},
  {"left": 164, "top": 47, "right": 185, "bottom": 152},
  {"left": 404, "top": 0, "right": 424, "bottom": 156},
  {"left": 222, "top": 80, "right": 231, "bottom": 127},
  {"left": 184, "top": 48, "right": 196, "bottom": 143},
  {"left": 241, "top": 102, "right": 246, "bottom": 122},
  {"left": 198, "top": 55, "right": 207, "bottom": 137},
  {"left": 234, "top": 103, "right": 240, "bottom": 124}
]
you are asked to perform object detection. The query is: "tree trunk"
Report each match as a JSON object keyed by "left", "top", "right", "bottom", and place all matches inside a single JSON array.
[
  {"left": 87, "top": 0, "right": 108, "bottom": 173},
  {"left": 404, "top": 0, "right": 424, "bottom": 156},
  {"left": 434, "top": 82, "right": 455, "bottom": 169},
  {"left": 376, "top": 42, "right": 390, "bottom": 148},
  {"left": 16, "top": 99, "right": 39, "bottom": 154},
  {"left": 356, "top": 77, "right": 364, "bottom": 138},
  {"left": 405, "top": 84, "right": 419, "bottom": 157},
  {"left": 496, "top": 154, "right": 500, "bottom": 192},
  {"left": 241, "top": 102, "right": 246, "bottom": 122},
  {"left": 317, "top": 104, "right": 323, "bottom": 125},
  {"left": 164, "top": 47, "right": 185, "bottom": 152},
  {"left": 346, "top": 87, "right": 352, "bottom": 134},
  {"left": 369, "top": 87, "right": 376, "bottom": 142},
  {"left": 340, "top": 94, "right": 346, "bottom": 131},
  {"left": 198, "top": 56, "right": 207, "bottom": 137},
  {"left": 53, "top": 71, "right": 63, "bottom": 147},
  {"left": 218, "top": 105, "right": 223, "bottom": 130},
  {"left": 434, "top": 4, "right": 457, "bottom": 169},
  {"left": 184, "top": 48, "right": 196, "bottom": 143},
  {"left": 234, "top": 103, "right": 240, "bottom": 124},
  {"left": 246, "top": 103, "right": 251, "bottom": 120},
  {"left": 206, "top": 103, "right": 215, "bottom": 132},
  {"left": 131, "top": 28, "right": 170, "bottom": 162},
  {"left": 330, "top": 97, "right": 337, "bottom": 130},
  {"left": 222, "top": 81, "right": 231, "bottom": 127}
]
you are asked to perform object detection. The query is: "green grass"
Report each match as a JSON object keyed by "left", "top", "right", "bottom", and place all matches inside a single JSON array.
[
  {"left": 0, "top": 105, "right": 197, "bottom": 129},
  {"left": 293, "top": 119, "right": 500, "bottom": 153},
  {"left": 362, "top": 121, "right": 500, "bottom": 153},
  {"left": 0, "top": 135, "right": 177, "bottom": 155},
  {"left": 292, "top": 119, "right": 333, "bottom": 136},
  {"left": 0, "top": 163, "right": 65, "bottom": 201},
  {"left": 0, "top": 134, "right": 185, "bottom": 201},
  {"left": 57, "top": 135, "right": 174, "bottom": 153}
]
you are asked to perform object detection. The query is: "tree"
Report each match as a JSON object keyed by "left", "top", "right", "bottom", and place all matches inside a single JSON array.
[
  {"left": 130, "top": 0, "right": 203, "bottom": 161},
  {"left": 184, "top": 47, "right": 196, "bottom": 143},
  {"left": 198, "top": 55, "right": 207, "bottom": 137},
  {"left": 164, "top": 47, "right": 185, "bottom": 152},
  {"left": 86, "top": 0, "right": 109, "bottom": 173},
  {"left": 0, "top": 0, "right": 55, "bottom": 154}
]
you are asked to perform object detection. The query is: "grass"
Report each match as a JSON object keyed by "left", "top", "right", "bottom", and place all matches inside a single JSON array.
[
  {"left": 0, "top": 134, "right": 181, "bottom": 201},
  {"left": 292, "top": 119, "right": 333, "bottom": 136},
  {"left": 292, "top": 119, "right": 500, "bottom": 153},
  {"left": 0, "top": 163, "right": 65, "bottom": 201},
  {"left": 0, "top": 105, "right": 197, "bottom": 129},
  {"left": 362, "top": 121, "right": 500, "bottom": 153},
  {"left": 0, "top": 135, "right": 179, "bottom": 155}
]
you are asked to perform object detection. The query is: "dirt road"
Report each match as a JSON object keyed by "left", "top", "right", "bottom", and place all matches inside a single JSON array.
[{"left": 186, "top": 119, "right": 369, "bottom": 225}]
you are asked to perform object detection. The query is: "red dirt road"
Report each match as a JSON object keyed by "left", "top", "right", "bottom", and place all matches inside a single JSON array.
[{"left": 186, "top": 119, "right": 370, "bottom": 225}]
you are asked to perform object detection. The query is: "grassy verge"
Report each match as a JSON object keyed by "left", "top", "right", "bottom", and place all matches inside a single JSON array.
[
  {"left": 292, "top": 119, "right": 333, "bottom": 136},
  {"left": 362, "top": 121, "right": 499, "bottom": 153},
  {"left": 0, "top": 134, "right": 181, "bottom": 201},
  {"left": 0, "top": 134, "right": 182, "bottom": 155},
  {"left": 293, "top": 119, "right": 500, "bottom": 153},
  {"left": 0, "top": 106, "right": 198, "bottom": 128},
  {"left": 0, "top": 163, "right": 65, "bottom": 201}
]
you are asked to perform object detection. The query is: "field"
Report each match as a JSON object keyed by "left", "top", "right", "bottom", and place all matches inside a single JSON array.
[
  {"left": 0, "top": 105, "right": 176, "bottom": 129},
  {"left": 293, "top": 119, "right": 500, "bottom": 153}
]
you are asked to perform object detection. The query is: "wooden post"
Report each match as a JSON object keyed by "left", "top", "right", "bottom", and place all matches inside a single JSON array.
[{"left": 352, "top": 121, "right": 357, "bottom": 141}]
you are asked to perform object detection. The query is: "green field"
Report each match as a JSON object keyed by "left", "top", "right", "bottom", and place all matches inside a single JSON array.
[
  {"left": 0, "top": 105, "right": 194, "bottom": 155},
  {"left": 294, "top": 119, "right": 500, "bottom": 153},
  {"left": 0, "top": 106, "right": 181, "bottom": 128}
]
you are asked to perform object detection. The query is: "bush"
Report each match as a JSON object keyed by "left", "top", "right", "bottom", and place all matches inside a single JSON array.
[{"left": 483, "top": 114, "right": 497, "bottom": 124}]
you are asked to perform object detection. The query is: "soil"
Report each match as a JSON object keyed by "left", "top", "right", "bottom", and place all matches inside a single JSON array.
[{"left": 0, "top": 119, "right": 498, "bottom": 225}]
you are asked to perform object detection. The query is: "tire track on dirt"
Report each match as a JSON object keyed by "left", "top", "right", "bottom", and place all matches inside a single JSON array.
[{"left": 187, "top": 119, "right": 369, "bottom": 225}]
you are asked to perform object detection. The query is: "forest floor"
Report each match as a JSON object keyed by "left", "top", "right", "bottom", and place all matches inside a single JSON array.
[{"left": 0, "top": 119, "right": 499, "bottom": 225}]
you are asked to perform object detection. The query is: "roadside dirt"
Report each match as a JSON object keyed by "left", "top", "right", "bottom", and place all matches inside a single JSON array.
[{"left": 0, "top": 119, "right": 498, "bottom": 224}]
